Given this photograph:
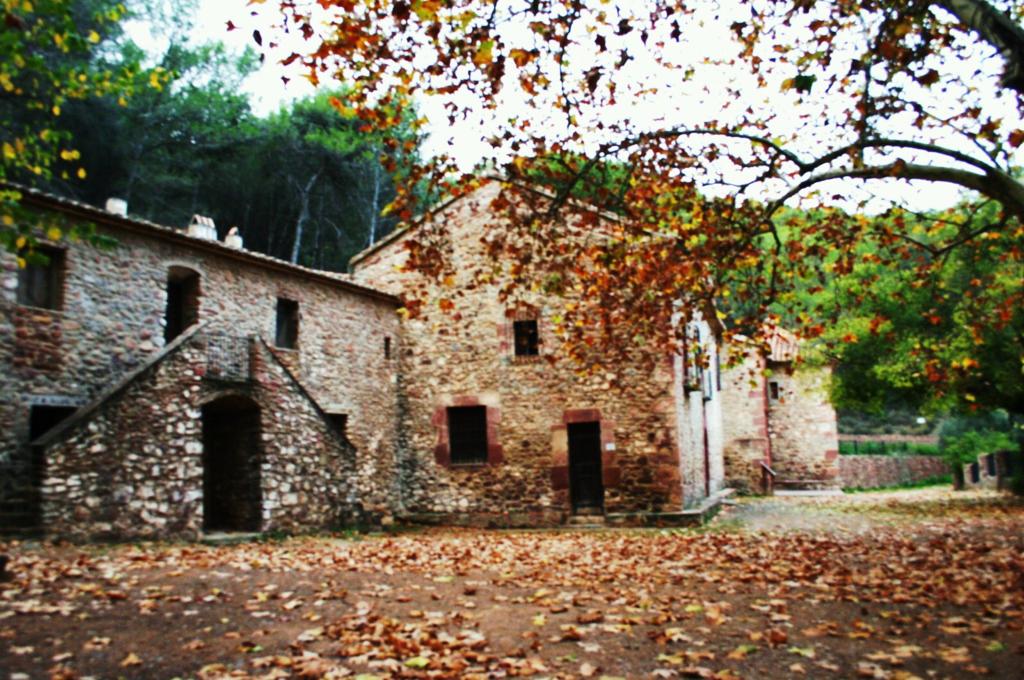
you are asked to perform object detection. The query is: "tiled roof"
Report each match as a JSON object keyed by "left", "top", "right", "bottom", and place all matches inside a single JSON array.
[{"left": 6, "top": 182, "right": 400, "bottom": 306}]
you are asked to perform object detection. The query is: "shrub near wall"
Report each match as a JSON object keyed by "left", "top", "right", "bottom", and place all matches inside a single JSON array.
[{"left": 838, "top": 455, "right": 949, "bottom": 489}]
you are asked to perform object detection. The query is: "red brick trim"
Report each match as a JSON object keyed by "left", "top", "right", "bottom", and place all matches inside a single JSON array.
[
  {"left": 502, "top": 305, "right": 544, "bottom": 360},
  {"left": 551, "top": 409, "right": 620, "bottom": 491},
  {"left": 562, "top": 408, "right": 601, "bottom": 424},
  {"left": 551, "top": 465, "right": 569, "bottom": 490},
  {"left": 433, "top": 396, "right": 503, "bottom": 468}
]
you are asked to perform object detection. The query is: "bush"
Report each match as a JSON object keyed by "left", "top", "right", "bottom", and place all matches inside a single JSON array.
[
  {"left": 838, "top": 440, "right": 939, "bottom": 456},
  {"left": 941, "top": 430, "right": 1013, "bottom": 466}
]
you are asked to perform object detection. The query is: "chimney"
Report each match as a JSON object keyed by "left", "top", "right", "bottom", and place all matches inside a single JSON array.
[
  {"left": 186, "top": 214, "right": 217, "bottom": 241},
  {"left": 105, "top": 198, "right": 128, "bottom": 217},
  {"left": 224, "top": 226, "right": 243, "bottom": 249}
]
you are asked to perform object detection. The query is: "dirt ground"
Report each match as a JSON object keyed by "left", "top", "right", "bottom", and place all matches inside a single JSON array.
[{"left": 1, "top": 487, "right": 1022, "bottom": 679}]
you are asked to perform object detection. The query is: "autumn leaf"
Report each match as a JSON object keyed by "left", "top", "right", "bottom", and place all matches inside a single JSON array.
[
  {"left": 121, "top": 652, "right": 142, "bottom": 667},
  {"left": 473, "top": 40, "right": 494, "bottom": 66},
  {"left": 727, "top": 644, "right": 758, "bottom": 659}
]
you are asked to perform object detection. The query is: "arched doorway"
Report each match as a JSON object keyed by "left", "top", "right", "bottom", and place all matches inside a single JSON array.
[{"left": 202, "top": 395, "right": 262, "bottom": 532}]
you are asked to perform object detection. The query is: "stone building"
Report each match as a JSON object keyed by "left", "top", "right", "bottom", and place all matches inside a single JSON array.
[
  {"left": 1, "top": 185, "right": 401, "bottom": 538},
  {"left": 2, "top": 179, "right": 840, "bottom": 539},
  {"left": 719, "top": 328, "right": 841, "bottom": 494},
  {"left": 350, "top": 181, "right": 726, "bottom": 525}
]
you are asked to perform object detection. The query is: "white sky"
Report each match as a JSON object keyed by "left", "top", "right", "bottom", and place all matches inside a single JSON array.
[
  {"left": 191, "top": 0, "right": 315, "bottom": 114},
  {"left": 166, "top": 0, "right": 1013, "bottom": 215}
]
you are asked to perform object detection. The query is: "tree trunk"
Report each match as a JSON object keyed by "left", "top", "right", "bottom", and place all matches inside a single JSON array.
[
  {"left": 951, "top": 462, "right": 966, "bottom": 490},
  {"left": 367, "top": 147, "right": 382, "bottom": 247},
  {"left": 290, "top": 170, "right": 321, "bottom": 265}
]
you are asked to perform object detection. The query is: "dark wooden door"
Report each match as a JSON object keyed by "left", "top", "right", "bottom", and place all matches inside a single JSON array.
[
  {"left": 202, "top": 396, "right": 262, "bottom": 532},
  {"left": 568, "top": 422, "right": 604, "bottom": 513}
]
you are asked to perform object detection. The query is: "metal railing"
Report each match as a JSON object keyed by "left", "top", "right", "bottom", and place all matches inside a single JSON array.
[
  {"left": 204, "top": 332, "right": 252, "bottom": 382},
  {"left": 760, "top": 460, "right": 776, "bottom": 496}
]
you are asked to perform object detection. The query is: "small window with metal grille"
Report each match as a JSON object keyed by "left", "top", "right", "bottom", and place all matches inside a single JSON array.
[{"left": 513, "top": 319, "right": 539, "bottom": 356}]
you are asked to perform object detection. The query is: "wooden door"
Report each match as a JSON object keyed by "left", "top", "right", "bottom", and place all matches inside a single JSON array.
[{"left": 568, "top": 422, "right": 604, "bottom": 514}]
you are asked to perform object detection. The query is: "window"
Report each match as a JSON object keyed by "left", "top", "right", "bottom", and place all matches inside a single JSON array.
[
  {"left": 384, "top": 336, "right": 391, "bottom": 360},
  {"left": 164, "top": 267, "right": 200, "bottom": 342},
  {"left": 683, "top": 321, "right": 704, "bottom": 391},
  {"left": 513, "top": 319, "right": 539, "bottom": 356},
  {"left": 985, "top": 453, "right": 997, "bottom": 476},
  {"left": 275, "top": 298, "right": 299, "bottom": 349},
  {"left": 326, "top": 413, "right": 348, "bottom": 439},
  {"left": 768, "top": 381, "right": 780, "bottom": 401},
  {"left": 715, "top": 351, "right": 722, "bottom": 392},
  {"left": 29, "top": 404, "right": 77, "bottom": 442},
  {"left": 447, "top": 406, "right": 488, "bottom": 464},
  {"left": 17, "top": 247, "right": 64, "bottom": 310}
]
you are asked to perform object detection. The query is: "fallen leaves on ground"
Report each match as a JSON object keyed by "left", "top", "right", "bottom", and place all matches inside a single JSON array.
[{"left": 0, "top": 488, "right": 1022, "bottom": 678}]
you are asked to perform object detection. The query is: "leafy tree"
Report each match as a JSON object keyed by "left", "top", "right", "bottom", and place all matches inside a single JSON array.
[
  {"left": 194, "top": 90, "right": 421, "bottom": 269},
  {"left": 56, "top": 40, "right": 258, "bottom": 223},
  {"left": 17, "top": 0, "right": 421, "bottom": 272},
  {"left": 0, "top": 0, "right": 163, "bottom": 253},
  {"left": 769, "top": 202, "right": 1023, "bottom": 419},
  {"left": 259, "top": 0, "right": 1024, "bottom": 401}
]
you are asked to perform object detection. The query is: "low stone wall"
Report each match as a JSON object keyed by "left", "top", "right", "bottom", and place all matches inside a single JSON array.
[{"left": 838, "top": 455, "right": 949, "bottom": 489}]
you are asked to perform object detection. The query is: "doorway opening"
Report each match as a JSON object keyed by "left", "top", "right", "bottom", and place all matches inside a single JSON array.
[
  {"left": 23, "top": 405, "right": 77, "bottom": 528},
  {"left": 201, "top": 395, "right": 262, "bottom": 532},
  {"left": 568, "top": 421, "right": 604, "bottom": 515}
]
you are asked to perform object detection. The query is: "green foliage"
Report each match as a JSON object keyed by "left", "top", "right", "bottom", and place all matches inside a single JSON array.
[
  {"left": 941, "top": 430, "right": 1013, "bottom": 467},
  {"left": 1011, "top": 468, "right": 1024, "bottom": 496},
  {"left": 18, "top": 1, "right": 422, "bottom": 270},
  {"left": 766, "top": 203, "right": 1022, "bottom": 420},
  {"left": 1, "top": 0, "right": 421, "bottom": 271},
  {"left": 842, "top": 476, "right": 952, "bottom": 493},
  {"left": 939, "top": 411, "right": 1015, "bottom": 466},
  {"left": 0, "top": 0, "right": 164, "bottom": 254},
  {"left": 838, "top": 441, "right": 939, "bottom": 457},
  {"left": 516, "top": 153, "right": 633, "bottom": 214}
]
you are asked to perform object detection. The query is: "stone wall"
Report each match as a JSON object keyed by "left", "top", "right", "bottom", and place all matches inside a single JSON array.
[
  {"left": 352, "top": 181, "right": 725, "bottom": 523},
  {"left": 765, "top": 362, "right": 840, "bottom": 488},
  {"left": 40, "top": 328, "right": 361, "bottom": 541},
  {"left": 719, "top": 342, "right": 840, "bottom": 493},
  {"left": 962, "top": 451, "right": 1018, "bottom": 490},
  {"left": 1, "top": 191, "right": 401, "bottom": 531},
  {"left": 838, "top": 455, "right": 950, "bottom": 489},
  {"left": 719, "top": 345, "right": 770, "bottom": 494}
]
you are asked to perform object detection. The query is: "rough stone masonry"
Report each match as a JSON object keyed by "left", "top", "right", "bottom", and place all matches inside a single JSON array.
[{"left": 1, "top": 180, "right": 840, "bottom": 539}]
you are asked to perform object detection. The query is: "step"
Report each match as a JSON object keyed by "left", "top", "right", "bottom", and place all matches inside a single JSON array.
[
  {"left": 774, "top": 489, "right": 844, "bottom": 497},
  {"left": 200, "top": 531, "right": 262, "bottom": 546},
  {"left": 566, "top": 515, "right": 606, "bottom": 528}
]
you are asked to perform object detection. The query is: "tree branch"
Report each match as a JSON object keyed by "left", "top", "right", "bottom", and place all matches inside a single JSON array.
[
  {"left": 933, "top": 0, "right": 1024, "bottom": 96},
  {"left": 767, "top": 160, "right": 1024, "bottom": 220}
]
